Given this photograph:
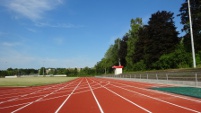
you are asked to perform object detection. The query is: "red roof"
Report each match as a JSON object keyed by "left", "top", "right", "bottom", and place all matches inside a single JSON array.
[{"left": 112, "top": 66, "right": 123, "bottom": 68}]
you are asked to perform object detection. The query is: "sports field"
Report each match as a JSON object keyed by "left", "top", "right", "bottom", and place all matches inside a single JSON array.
[
  {"left": 0, "top": 77, "right": 200, "bottom": 113},
  {"left": 0, "top": 77, "right": 78, "bottom": 87}
]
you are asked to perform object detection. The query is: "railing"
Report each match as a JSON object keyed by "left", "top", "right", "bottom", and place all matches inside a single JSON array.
[{"left": 102, "top": 72, "right": 201, "bottom": 87}]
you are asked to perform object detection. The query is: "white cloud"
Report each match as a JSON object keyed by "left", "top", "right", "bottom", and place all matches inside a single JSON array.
[
  {"left": 1, "top": 42, "right": 21, "bottom": 47},
  {"left": 3, "top": 0, "right": 82, "bottom": 29},
  {"left": 34, "top": 22, "right": 84, "bottom": 28},
  {"left": 5, "top": 0, "right": 63, "bottom": 21}
]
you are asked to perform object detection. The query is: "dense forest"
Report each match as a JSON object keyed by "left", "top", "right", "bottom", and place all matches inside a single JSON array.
[{"left": 95, "top": 0, "right": 201, "bottom": 74}]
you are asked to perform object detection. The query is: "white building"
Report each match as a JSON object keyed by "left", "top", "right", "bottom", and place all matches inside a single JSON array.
[{"left": 112, "top": 66, "right": 123, "bottom": 75}]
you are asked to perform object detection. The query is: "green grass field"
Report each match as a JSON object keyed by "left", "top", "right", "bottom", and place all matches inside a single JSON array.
[{"left": 0, "top": 77, "right": 78, "bottom": 87}]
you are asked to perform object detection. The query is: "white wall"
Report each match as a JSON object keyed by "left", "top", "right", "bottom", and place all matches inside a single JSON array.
[{"left": 114, "top": 68, "right": 122, "bottom": 75}]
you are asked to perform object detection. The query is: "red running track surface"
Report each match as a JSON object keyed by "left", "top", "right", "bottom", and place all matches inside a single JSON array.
[{"left": 0, "top": 77, "right": 201, "bottom": 113}]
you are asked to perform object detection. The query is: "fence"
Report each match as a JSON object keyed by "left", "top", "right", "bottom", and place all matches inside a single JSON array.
[{"left": 102, "top": 71, "right": 201, "bottom": 87}]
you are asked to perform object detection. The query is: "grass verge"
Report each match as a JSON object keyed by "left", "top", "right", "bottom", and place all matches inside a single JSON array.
[{"left": 0, "top": 77, "right": 78, "bottom": 87}]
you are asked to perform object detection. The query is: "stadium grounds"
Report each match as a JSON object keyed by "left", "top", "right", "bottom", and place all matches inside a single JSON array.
[{"left": 0, "top": 77, "right": 201, "bottom": 113}]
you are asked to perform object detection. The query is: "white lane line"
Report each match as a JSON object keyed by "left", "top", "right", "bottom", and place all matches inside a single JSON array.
[
  {"left": 0, "top": 83, "right": 60, "bottom": 97},
  {"left": 90, "top": 78, "right": 152, "bottom": 113},
  {"left": 55, "top": 79, "right": 83, "bottom": 113},
  {"left": 113, "top": 80, "right": 201, "bottom": 103},
  {"left": 86, "top": 78, "right": 104, "bottom": 113},
  {"left": 10, "top": 79, "right": 79, "bottom": 113},
  {"left": 110, "top": 83, "right": 201, "bottom": 113},
  {"left": 0, "top": 80, "right": 110, "bottom": 110},
  {"left": 0, "top": 82, "right": 67, "bottom": 104},
  {"left": 100, "top": 78, "right": 201, "bottom": 103},
  {"left": 0, "top": 102, "right": 30, "bottom": 110}
]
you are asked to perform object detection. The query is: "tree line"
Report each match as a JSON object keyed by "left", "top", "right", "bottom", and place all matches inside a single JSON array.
[
  {"left": 38, "top": 67, "right": 96, "bottom": 77},
  {"left": 0, "top": 68, "right": 38, "bottom": 77},
  {"left": 0, "top": 67, "right": 97, "bottom": 77},
  {"left": 95, "top": 0, "right": 201, "bottom": 74}
]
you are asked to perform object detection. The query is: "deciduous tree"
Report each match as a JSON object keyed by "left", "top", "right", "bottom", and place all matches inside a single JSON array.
[{"left": 178, "top": 0, "right": 201, "bottom": 52}]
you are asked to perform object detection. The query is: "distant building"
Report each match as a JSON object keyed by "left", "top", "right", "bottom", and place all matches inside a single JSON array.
[{"left": 112, "top": 66, "right": 123, "bottom": 75}]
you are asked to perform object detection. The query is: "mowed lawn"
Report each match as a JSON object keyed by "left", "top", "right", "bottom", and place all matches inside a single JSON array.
[{"left": 0, "top": 77, "right": 78, "bottom": 87}]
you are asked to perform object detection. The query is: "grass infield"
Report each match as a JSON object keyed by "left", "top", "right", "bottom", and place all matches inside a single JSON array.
[
  {"left": 0, "top": 77, "right": 78, "bottom": 87},
  {"left": 151, "top": 87, "right": 201, "bottom": 99}
]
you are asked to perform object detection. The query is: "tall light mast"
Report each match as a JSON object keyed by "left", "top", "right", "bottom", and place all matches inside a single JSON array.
[
  {"left": 118, "top": 39, "right": 121, "bottom": 66},
  {"left": 188, "top": 0, "right": 196, "bottom": 68}
]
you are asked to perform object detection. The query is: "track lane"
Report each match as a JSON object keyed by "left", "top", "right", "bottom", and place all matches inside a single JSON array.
[
  {"left": 98, "top": 78, "right": 201, "bottom": 103},
  {"left": 0, "top": 78, "right": 81, "bottom": 113},
  {"left": 88, "top": 78, "right": 152, "bottom": 113},
  {"left": 93, "top": 77, "right": 201, "bottom": 113},
  {"left": 86, "top": 78, "right": 104, "bottom": 113},
  {"left": 55, "top": 78, "right": 83, "bottom": 113},
  {"left": 56, "top": 78, "right": 101, "bottom": 113},
  {"left": 0, "top": 80, "right": 78, "bottom": 104},
  {"left": 110, "top": 80, "right": 201, "bottom": 111}
]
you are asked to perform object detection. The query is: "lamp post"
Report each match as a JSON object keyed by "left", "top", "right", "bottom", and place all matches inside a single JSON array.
[{"left": 188, "top": 0, "right": 196, "bottom": 68}]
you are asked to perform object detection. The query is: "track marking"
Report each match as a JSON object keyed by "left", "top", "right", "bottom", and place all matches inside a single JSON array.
[
  {"left": 10, "top": 79, "right": 79, "bottom": 113},
  {"left": 0, "top": 102, "right": 29, "bottom": 110},
  {"left": 86, "top": 78, "right": 104, "bottom": 113},
  {"left": 55, "top": 79, "right": 83, "bottom": 113},
  {"left": 0, "top": 80, "right": 111, "bottom": 111},
  {"left": 0, "top": 81, "right": 72, "bottom": 104},
  {"left": 89, "top": 78, "right": 152, "bottom": 113},
  {"left": 0, "top": 83, "right": 63, "bottom": 98},
  {"left": 111, "top": 79, "right": 201, "bottom": 103},
  {"left": 5, "top": 85, "right": 77, "bottom": 103},
  {"left": 110, "top": 83, "right": 201, "bottom": 113},
  {"left": 39, "top": 81, "right": 110, "bottom": 102},
  {"left": 100, "top": 78, "right": 201, "bottom": 103}
]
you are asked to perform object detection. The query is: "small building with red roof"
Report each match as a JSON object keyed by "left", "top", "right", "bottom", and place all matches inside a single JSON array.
[{"left": 112, "top": 65, "right": 123, "bottom": 75}]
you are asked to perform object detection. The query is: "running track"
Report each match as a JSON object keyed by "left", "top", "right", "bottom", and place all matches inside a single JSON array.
[{"left": 0, "top": 77, "right": 201, "bottom": 113}]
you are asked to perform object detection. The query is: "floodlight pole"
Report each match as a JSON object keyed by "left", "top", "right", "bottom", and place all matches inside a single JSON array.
[{"left": 188, "top": 0, "right": 196, "bottom": 68}]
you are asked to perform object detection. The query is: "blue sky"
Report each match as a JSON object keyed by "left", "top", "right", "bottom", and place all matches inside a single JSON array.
[{"left": 0, "top": 0, "right": 184, "bottom": 70}]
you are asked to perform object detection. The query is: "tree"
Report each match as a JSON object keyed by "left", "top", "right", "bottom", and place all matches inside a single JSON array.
[
  {"left": 135, "top": 11, "right": 179, "bottom": 69},
  {"left": 39, "top": 67, "right": 46, "bottom": 75},
  {"left": 95, "top": 38, "right": 121, "bottom": 74},
  {"left": 178, "top": 0, "right": 201, "bottom": 53},
  {"left": 196, "top": 51, "right": 201, "bottom": 67},
  {"left": 0, "top": 70, "right": 8, "bottom": 77},
  {"left": 153, "top": 43, "right": 192, "bottom": 69},
  {"left": 95, "top": 60, "right": 107, "bottom": 75},
  {"left": 118, "top": 34, "right": 129, "bottom": 67},
  {"left": 133, "top": 25, "right": 149, "bottom": 63},
  {"left": 126, "top": 18, "right": 143, "bottom": 70},
  {"left": 79, "top": 67, "right": 95, "bottom": 76},
  {"left": 103, "top": 38, "right": 120, "bottom": 68},
  {"left": 65, "top": 69, "right": 71, "bottom": 76},
  {"left": 73, "top": 68, "right": 78, "bottom": 76}
]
